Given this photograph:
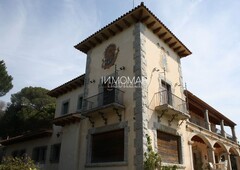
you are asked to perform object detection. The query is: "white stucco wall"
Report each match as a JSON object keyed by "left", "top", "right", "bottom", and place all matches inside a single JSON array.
[{"left": 55, "top": 87, "right": 84, "bottom": 118}]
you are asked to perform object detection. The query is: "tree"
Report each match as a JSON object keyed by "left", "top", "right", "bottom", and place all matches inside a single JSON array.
[
  {"left": 0, "top": 156, "right": 39, "bottom": 170},
  {"left": 0, "top": 87, "right": 55, "bottom": 138},
  {"left": 0, "top": 60, "right": 13, "bottom": 97},
  {"left": 0, "top": 101, "right": 6, "bottom": 117}
]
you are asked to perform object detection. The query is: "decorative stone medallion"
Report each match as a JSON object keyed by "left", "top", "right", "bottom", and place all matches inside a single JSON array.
[{"left": 102, "top": 44, "right": 119, "bottom": 69}]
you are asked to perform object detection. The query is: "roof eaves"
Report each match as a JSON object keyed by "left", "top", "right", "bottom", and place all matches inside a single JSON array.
[
  {"left": 185, "top": 90, "right": 236, "bottom": 126},
  {"left": 0, "top": 129, "right": 52, "bottom": 146},
  {"left": 48, "top": 74, "right": 85, "bottom": 97},
  {"left": 74, "top": 2, "right": 191, "bottom": 58}
]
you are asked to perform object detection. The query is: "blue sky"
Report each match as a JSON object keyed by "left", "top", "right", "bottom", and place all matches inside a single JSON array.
[{"left": 0, "top": 0, "right": 240, "bottom": 137}]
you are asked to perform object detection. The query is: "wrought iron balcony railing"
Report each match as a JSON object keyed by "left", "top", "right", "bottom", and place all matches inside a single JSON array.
[
  {"left": 152, "top": 90, "right": 188, "bottom": 114},
  {"left": 83, "top": 88, "right": 124, "bottom": 112}
]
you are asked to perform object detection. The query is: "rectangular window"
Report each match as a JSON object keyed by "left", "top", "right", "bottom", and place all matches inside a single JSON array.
[
  {"left": 161, "top": 81, "right": 172, "bottom": 105},
  {"left": 11, "top": 149, "right": 26, "bottom": 158},
  {"left": 0, "top": 148, "right": 5, "bottom": 163},
  {"left": 61, "top": 101, "right": 69, "bottom": 115},
  {"left": 11, "top": 150, "right": 18, "bottom": 157},
  {"left": 77, "top": 96, "right": 83, "bottom": 111},
  {"left": 32, "top": 146, "right": 47, "bottom": 163},
  {"left": 91, "top": 129, "right": 124, "bottom": 163},
  {"left": 157, "top": 131, "right": 181, "bottom": 164},
  {"left": 50, "top": 143, "right": 61, "bottom": 163},
  {"left": 19, "top": 149, "right": 26, "bottom": 157}
]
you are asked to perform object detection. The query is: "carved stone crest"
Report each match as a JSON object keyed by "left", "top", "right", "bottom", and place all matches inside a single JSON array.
[{"left": 102, "top": 44, "right": 119, "bottom": 69}]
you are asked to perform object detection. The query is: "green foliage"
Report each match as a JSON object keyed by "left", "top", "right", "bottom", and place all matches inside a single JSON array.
[
  {"left": 161, "top": 165, "right": 177, "bottom": 170},
  {"left": 0, "top": 156, "right": 39, "bottom": 170},
  {"left": 0, "top": 60, "right": 13, "bottom": 97},
  {"left": 0, "top": 87, "right": 55, "bottom": 138},
  {"left": 144, "top": 134, "right": 161, "bottom": 170}
]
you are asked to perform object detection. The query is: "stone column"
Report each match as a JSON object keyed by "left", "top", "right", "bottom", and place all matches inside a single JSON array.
[
  {"left": 188, "top": 141, "right": 194, "bottom": 170},
  {"left": 226, "top": 153, "right": 232, "bottom": 170},
  {"left": 235, "top": 156, "right": 240, "bottom": 170},
  {"left": 231, "top": 126, "right": 237, "bottom": 142},
  {"left": 208, "top": 147, "right": 216, "bottom": 164},
  {"left": 221, "top": 120, "right": 226, "bottom": 138},
  {"left": 204, "top": 110, "right": 211, "bottom": 131}
]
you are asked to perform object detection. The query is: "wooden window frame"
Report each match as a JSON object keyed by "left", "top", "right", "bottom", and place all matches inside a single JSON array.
[
  {"left": 157, "top": 130, "right": 182, "bottom": 164},
  {"left": 86, "top": 122, "right": 128, "bottom": 167}
]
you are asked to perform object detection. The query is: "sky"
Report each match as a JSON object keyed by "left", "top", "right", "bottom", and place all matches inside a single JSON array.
[{"left": 0, "top": 0, "right": 240, "bottom": 137}]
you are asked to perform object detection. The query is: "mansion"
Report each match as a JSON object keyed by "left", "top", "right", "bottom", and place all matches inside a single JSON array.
[{"left": 0, "top": 3, "right": 239, "bottom": 170}]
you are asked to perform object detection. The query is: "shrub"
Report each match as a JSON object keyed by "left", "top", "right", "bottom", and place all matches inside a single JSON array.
[
  {"left": 0, "top": 156, "right": 39, "bottom": 170},
  {"left": 144, "top": 134, "right": 161, "bottom": 170}
]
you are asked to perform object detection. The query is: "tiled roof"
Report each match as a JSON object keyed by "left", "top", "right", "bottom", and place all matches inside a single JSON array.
[
  {"left": 48, "top": 74, "right": 85, "bottom": 97},
  {"left": 75, "top": 2, "right": 191, "bottom": 58},
  {"left": 0, "top": 129, "right": 52, "bottom": 146},
  {"left": 185, "top": 90, "right": 236, "bottom": 126}
]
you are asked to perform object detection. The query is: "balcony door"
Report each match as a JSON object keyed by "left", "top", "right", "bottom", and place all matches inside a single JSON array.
[
  {"left": 103, "top": 79, "right": 115, "bottom": 105},
  {"left": 161, "top": 81, "right": 172, "bottom": 105}
]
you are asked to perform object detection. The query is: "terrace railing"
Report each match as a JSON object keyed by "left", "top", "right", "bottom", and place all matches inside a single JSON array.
[
  {"left": 84, "top": 89, "right": 124, "bottom": 111},
  {"left": 152, "top": 90, "right": 188, "bottom": 114}
]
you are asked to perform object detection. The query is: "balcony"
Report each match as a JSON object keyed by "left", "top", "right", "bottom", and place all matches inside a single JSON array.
[
  {"left": 152, "top": 90, "right": 189, "bottom": 120},
  {"left": 190, "top": 116, "right": 209, "bottom": 130},
  {"left": 53, "top": 113, "right": 82, "bottom": 126},
  {"left": 189, "top": 118, "right": 236, "bottom": 142},
  {"left": 83, "top": 89, "right": 125, "bottom": 116}
]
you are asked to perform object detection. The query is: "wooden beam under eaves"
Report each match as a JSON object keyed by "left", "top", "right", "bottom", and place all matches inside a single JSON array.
[
  {"left": 153, "top": 27, "right": 161, "bottom": 34},
  {"left": 80, "top": 79, "right": 84, "bottom": 84},
  {"left": 108, "top": 28, "right": 115, "bottom": 36},
  {"left": 54, "top": 92, "right": 59, "bottom": 97},
  {"left": 169, "top": 42, "right": 177, "bottom": 48},
  {"left": 123, "top": 19, "right": 131, "bottom": 27},
  {"left": 68, "top": 84, "right": 75, "bottom": 89},
  {"left": 159, "top": 32, "right": 167, "bottom": 39},
  {"left": 141, "top": 15, "right": 150, "bottom": 23},
  {"left": 101, "top": 32, "right": 109, "bottom": 40},
  {"left": 88, "top": 40, "right": 96, "bottom": 47},
  {"left": 164, "top": 37, "right": 172, "bottom": 43},
  {"left": 147, "top": 21, "right": 156, "bottom": 28},
  {"left": 174, "top": 46, "right": 181, "bottom": 52},
  {"left": 115, "top": 24, "right": 123, "bottom": 31},
  {"left": 138, "top": 9, "right": 143, "bottom": 20},
  {"left": 83, "top": 44, "right": 90, "bottom": 49},
  {"left": 178, "top": 50, "right": 186, "bottom": 56},
  {"left": 95, "top": 37, "right": 102, "bottom": 43},
  {"left": 65, "top": 86, "right": 72, "bottom": 91},
  {"left": 59, "top": 88, "right": 67, "bottom": 94},
  {"left": 131, "top": 14, "right": 138, "bottom": 22},
  {"left": 74, "top": 81, "right": 80, "bottom": 86}
]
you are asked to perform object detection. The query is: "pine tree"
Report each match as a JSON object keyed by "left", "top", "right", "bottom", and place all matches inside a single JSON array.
[{"left": 0, "top": 60, "right": 13, "bottom": 97}]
